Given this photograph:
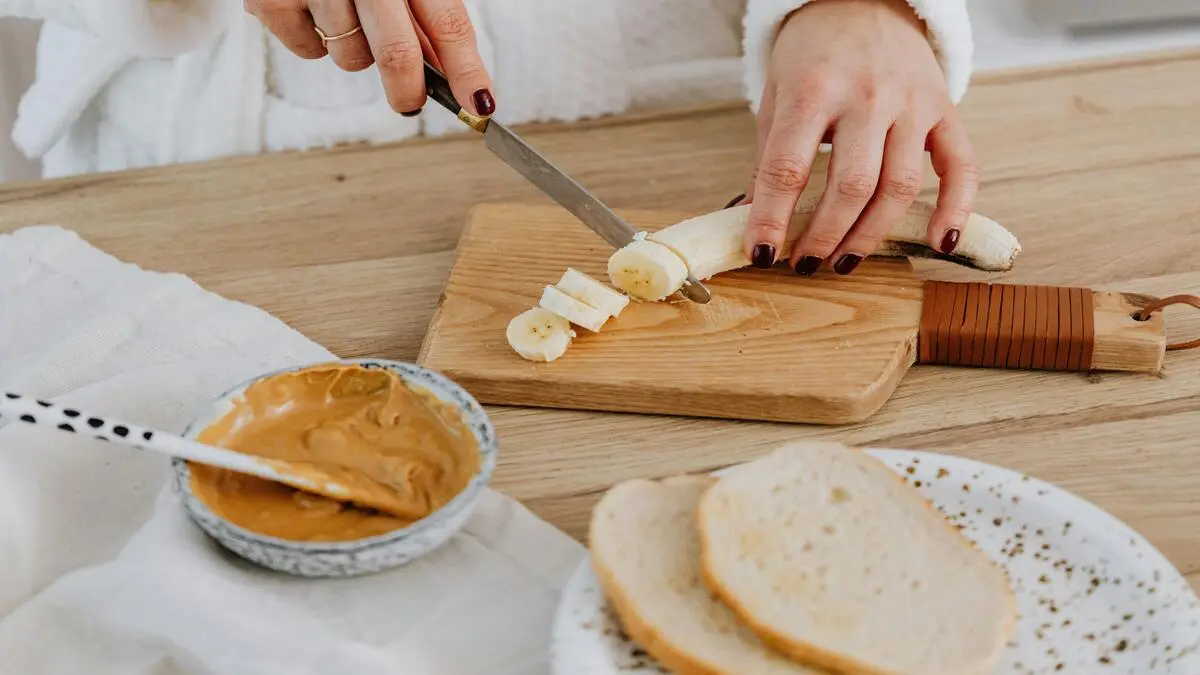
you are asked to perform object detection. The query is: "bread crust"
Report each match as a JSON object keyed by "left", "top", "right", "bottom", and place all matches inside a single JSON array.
[
  {"left": 592, "top": 545, "right": 734, "bottom": 675},
  {"left": 589, "top": 475, "right": 819, "bottom": 675},
  {"left": 589, "top": 476, "right": 732, "bottom": 675}
]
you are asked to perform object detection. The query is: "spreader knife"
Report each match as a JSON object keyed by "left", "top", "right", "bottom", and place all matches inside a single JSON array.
[{"left": 422, "top": 62, "right": 711, "bottom": 304}]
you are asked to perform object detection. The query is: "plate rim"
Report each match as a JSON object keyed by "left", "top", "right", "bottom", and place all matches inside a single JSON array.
[{"left": 551, "top": 447, "right": 1200, "bottom": 674}]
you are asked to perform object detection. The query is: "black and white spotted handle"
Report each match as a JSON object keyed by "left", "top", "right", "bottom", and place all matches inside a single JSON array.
[{"left": 0, "top": 391, "right": 346, "bottom": 498}]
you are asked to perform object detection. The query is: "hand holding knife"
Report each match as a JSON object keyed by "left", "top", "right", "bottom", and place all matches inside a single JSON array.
[{"left": 421, "top": 62, "right": 712, "bottom": 305}]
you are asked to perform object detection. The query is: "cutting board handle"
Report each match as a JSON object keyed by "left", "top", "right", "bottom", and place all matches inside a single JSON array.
[{"left": 915, "top": 281, "right": 1196, "bottom": 374}]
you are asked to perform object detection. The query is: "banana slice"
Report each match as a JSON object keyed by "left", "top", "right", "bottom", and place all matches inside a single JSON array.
[
  {"left": 506, "top": 307, "right": 575, "bottom": 362},
  {"left": 612, "top": 200, "right": 1021, "bottom": 300},
  {"left": 539, "top": 285, "right": 609, "bottom": 332},
  {"left": 606, "top": 239, "right": 690, "bottom": 301},
  {"left": 556, "top": 268, "right": 630, "bottom": 318}
]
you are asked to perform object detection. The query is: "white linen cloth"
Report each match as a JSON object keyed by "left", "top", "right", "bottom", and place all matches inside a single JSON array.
[
  {"left": 0, "top": 0, "right": 975, "bottom": 179},
  {"left": 0, "top": 225, "right": 586, "bottom": 674}
]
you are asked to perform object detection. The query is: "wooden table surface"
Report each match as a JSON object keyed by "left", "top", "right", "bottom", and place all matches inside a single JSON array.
[{"left": 3, "top": 49, "right": 1200, "bottom": 591}]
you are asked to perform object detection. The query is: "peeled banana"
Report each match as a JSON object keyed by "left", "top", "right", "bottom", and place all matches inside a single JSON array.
[
  {"left": 609, "top": 199, "right": 1021, "bottom": 299},
  {"left": 506, "top": 308, "right": 575, "bottom": 362}
]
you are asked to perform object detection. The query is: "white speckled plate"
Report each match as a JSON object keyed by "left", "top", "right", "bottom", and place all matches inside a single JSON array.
[{"left": 551, "top": 449, "right": 1200, "bottom": 675}]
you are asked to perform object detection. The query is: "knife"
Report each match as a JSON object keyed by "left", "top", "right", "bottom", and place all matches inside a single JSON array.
[{"left": 421, "top": 62, "right": 712, "bottom": 304}]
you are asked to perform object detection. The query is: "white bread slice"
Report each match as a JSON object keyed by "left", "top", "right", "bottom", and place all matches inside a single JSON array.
[
  {"left": 589, "top": 475, "right": 822, "bottom": 675},
  {"left": 696, "top": 442, "right": 1017, "bottom": 675}
]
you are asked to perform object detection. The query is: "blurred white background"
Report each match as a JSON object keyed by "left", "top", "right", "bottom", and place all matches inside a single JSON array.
[
  {"left": 0, "top": 18, "right": 37, "bottom": 183},
  {"left": 0, "top": 0, "right": 1198, "bottom": 183}
]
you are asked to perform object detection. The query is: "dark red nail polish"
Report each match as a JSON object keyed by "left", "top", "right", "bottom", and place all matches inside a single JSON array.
[
  {"left": 833, "top": 254, "right": 863, "bottom": 275},
  {"left": 724, "top": 193, "right": 746, "bottom": 209},
  {"left": 794, "top": 256, "right": 823, "bottom": 276},
  {"left": 473, "top": 89, "right": 496, "bottom": 116},
  {"left": 940, "top": 228, "right": 961, "bottom": 254},
  {"left": 751, "top": 243, "right": 775, "bottom": 268},
  {"left": 401, "top": 109, "right": 422, "bottom": 117}
]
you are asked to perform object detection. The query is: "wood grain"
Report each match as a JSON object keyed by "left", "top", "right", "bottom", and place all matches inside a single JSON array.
[
  {"left": 2, "top": 49, "right": 1200, "bottom": 590},
  {"left": 420, "top": 206, "right": 1165, "bottom": 424},
  {"left": 418, "top": 204, "right": 923, "bottom": 424},
  {"left": 1092, "top": 292, "right": 1167, "bottom": 372}
]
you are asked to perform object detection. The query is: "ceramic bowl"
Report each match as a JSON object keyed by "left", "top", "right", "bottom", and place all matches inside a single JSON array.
[{"left": 171, "top": 358, "right": 498, "bottom": 578}]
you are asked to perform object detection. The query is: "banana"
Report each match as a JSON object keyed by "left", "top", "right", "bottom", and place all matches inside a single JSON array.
[
  {"left": 608, "top": 199, "right": 1021, "bottom": 299},
  {"left": 606, "top": 239, "right": 690, "bottom": 301},
  {"left": 871, "top": 201, "right": 1021, "bottom": 271},
  {"left": 507, "top": 275, "right": 627, "bottom": 362},
  {"left": 556, "top": 268, "right": 630, "bottom": 318},
  {"left": 647, "top": 209, "right": 748, "bottom": 282},
  {"left": 506, "top": 308, "right": 575, "bottom": 362},
  {"left": 539, "top": 285, "right": 609, "bottom": 332}
]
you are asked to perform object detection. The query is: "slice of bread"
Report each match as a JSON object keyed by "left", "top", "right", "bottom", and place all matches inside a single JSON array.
[
  {"left": 696, "top": 442, "right": 1017, "bottom": 675},
  {"left": 589, "top": 475, "right": 822, "bottom": 675}
]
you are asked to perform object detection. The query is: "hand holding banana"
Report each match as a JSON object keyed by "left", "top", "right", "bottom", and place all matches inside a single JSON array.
[
  {"left": 741, "top": 0, "right": 979, "bottom": 277},
  {"left": 508, "top": 198, "right": 1019, "bottom": 361},
  {"left": 509, "top": 0, "right": 1016, "bottom": 364}
]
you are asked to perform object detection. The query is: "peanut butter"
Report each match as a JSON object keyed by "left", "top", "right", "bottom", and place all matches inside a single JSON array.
[{"left": 189, "top": 363, "right": 480, "bottom": 542}]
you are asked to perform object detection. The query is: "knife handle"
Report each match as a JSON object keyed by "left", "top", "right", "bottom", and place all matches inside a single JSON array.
[
  {"left": 423, "top": 61, "right": 490, "bottom": 133},
  {"left": 423, "top": 62, "right": 459, "bottom": 113},
  {"left": 915, "top": 280, "right": 1167, "bottom": 374}
]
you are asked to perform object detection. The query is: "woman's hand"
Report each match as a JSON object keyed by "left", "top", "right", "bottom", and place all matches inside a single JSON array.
[
  {"left": 742, "top": 0, "right": 979, "bottom": 276},
  {"left": 245, "top": 0, "right": 495, "bottom": 117}
]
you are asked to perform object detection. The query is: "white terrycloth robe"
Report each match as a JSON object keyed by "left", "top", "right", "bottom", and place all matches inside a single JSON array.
[{"left": 0, "top": 0, "right": 974, "bottom": 179}]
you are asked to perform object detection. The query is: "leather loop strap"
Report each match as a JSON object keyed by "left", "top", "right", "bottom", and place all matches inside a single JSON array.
[
  {"left": 918, "top": 280, "right": 1095, "bottom": 371},
  {"left": 1134, "top": 294, "right": 1200, "bottom": 351}
]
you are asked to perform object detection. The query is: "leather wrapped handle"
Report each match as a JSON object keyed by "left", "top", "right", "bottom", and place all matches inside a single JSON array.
[{"left": 916, "top": 280, "right": 1171, "bottom": 374}]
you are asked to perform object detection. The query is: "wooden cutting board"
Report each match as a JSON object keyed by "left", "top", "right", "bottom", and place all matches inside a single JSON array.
[{"left": 417, "top": 203, "right": 1165, "bottom": 424}]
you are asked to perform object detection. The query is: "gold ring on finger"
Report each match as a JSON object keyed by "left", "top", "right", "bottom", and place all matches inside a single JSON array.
[{"left": 314, "top": 25, "right": 362, "bottom": 45}]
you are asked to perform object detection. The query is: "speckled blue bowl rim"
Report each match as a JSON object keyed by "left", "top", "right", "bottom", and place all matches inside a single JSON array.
[{"left": 172, "top": 358, "right": 498, "bottom": 554}]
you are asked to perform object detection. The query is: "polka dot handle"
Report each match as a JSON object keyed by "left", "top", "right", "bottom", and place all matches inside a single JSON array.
[
  {"left": 1, "top": 391, "right": 161, "bottom": 444},
  {"left": 0, "top": 391, "right": 354, "bottom": 501}
]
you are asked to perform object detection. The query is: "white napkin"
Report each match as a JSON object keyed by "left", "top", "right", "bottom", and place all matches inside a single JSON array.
[{"left": 0, "top": 226, "right": 586, "bottom": 675}]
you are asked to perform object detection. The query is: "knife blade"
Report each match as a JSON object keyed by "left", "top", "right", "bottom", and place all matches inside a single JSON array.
[{"left": 421, "top": 62, "right": 711, "bottom": 304}]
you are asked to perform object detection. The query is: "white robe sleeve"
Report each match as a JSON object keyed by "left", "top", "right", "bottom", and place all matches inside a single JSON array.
[
  {"left": 742, "top": 0, "right": 974, "bottom": 113},
  {"left": 0, "top": 0, "right": 237, "bottom": 57}
]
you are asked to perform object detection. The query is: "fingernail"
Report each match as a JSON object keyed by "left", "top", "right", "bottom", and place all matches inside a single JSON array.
[
  {"left": 751, "top": 243, "right": 775, "bottom": 269},
  {"left": 473, "top": 89, "right": 496, "bottom": 116},
  {"left": 794, "top": 256, "right": 823, "bottom": 276},
  {"left": 401, "top": 109, "right": 422, "bottom": 118},
  {"left": 833, "top": 254, "right": 863, "bottom": 275},
  {"left": 724, "top": 193, "right": 746, "bottom": 209},
  {"left": 940, "top": 228, "right": 961, "bottom": 254}
]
